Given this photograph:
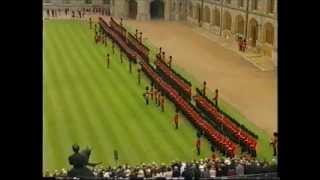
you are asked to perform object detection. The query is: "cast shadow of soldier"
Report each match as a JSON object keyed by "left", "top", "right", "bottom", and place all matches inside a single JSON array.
[{"left": 68, "top": 144, "right": 102, "bottom": 178}]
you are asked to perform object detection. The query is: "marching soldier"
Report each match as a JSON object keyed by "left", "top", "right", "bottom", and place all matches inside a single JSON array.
[
  {"left": 89, "top": 17, "right": 92, "bottom": 29},
  {"left": 120, "top": 51, "right": 123, "bottom": 63},
  {"left": 196, "top": 138, "right": 201, "bottom": 156},
  {"left": 150, "top": 85, "right": 154, "bottom": 100},
  {"left": 213, "top": 89, "right": 219, "bottom": 107},
  {"left": 112, "top": 41, "right": 115, "bottom": 54},
  {"left": 129, "top": 59, "right": 132, "bottom": 73},
  {"left": 173, "top": 111, "right": 179, "bottom": 129},
  {"left": 143, "top": 86, "right": 150, "bottom": 105},
  {"left": 135, "top": 29, "right": 138, "bottom": 39},
  {"left": 160, "top": 94, "right": 165, "bottom": 112},
  {"left": 202, "top": 81, "right": 207, "bottom": 96},
  {"left": 168, "top": 56, "right": 172, "bottom": 68},
  {"left": 137, "top": 68, "right": 141, "bottom": 84},
  {"left": 243, "top": 39, "right": 247, "bottom": 52},
  {"left": 154, "top": 89, "right": 159, "bottom": 104},
  {"left": 94, "top": 23, "right": 97, "bottom": 33},
  {"left": 106, "top": 54, "right": 110, "bottom": 68},
  {"left": 162, "top": 52, "right": 165, "bottom": 61},
  {"left": 157, "top": 90, "right": 161, "bottom": 106}
]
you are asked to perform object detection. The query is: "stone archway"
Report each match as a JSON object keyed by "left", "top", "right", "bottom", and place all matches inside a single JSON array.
[
  {"left": 150, "top": 0, "right": 165, "bottom": 19},
  {"left": 249, "top": 18, "right": 259, "bottom": 47},
  {"left": 212, "top": 8, "right": 220, "bottom": 26},
  {"left": 235, "top": 15, "right": 245, "bottom": 37},
  {"left": 128, "top": 0, "right": 137, "bottom": 19},
  {"left": 264, "top": 22, "right": 274, "bottom": 45},
  {"left": 188, "top": 2, "right": 193, "bottom": 17},
  {"left": 223, "top": 11, "right": 232, "bottom": 31},
  {"left": 204, "top": 6, "right": 210, "bottom": 23}
]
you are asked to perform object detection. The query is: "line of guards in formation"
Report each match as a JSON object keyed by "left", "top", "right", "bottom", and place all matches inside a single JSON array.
[
  {"left": 93, "top": 16, "right": 260, "bottom": 158},
  {"left": 45, "top": 7, "right": 110, "bottom": 18}
]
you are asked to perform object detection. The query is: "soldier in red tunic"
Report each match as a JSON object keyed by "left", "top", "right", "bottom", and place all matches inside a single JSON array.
[
  {"left": 160, "top": 94, "right": 165, "bottom": 112},
  {"left": 173, "top": 111, "right": 179, "bottom": 129},
  {"left": 243, "top": 39, "right": 247, "bottom": 52},
  {"left": 213, "top": 89, "right": 219, "bottom": 107},
  {"left": 157, "top": 90, "right": 161, "bottom": 106},
  {"left": 168, "top": 56, "right": 172, "bottom": 68},
  {"left": 162, "top": 52, "right": 165, "bottom": 61},
  {"left": 106, "top": 54, "right": 110, "bottom": 68},
  {"left": 150, "top": 85, "right": 154, "bottom": 100},
  {"left": 238, "top": 37, "right": 243, "bottom": 51},
  {"left": 202, "top": 81, "right": 207, "bottom": 96},
  {"left": 196, "top": 138, "right": 201, "bottom": 155},
  {"left": 137, "top": 68, "right": 141, "bottom": 85},
  {"left": 154, "top": 88, "right": 158, "bottom": 104}
]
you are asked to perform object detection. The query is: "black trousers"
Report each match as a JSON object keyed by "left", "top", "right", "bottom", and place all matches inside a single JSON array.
[
  {"left": 197, "top": 147, "right": 200, "bottom": 155},
  {"left": 175, "top": 123, "right": 178, "bottom": 129},
  {"left": 273, "top": 146, "right": 277, "bottom": 156}
]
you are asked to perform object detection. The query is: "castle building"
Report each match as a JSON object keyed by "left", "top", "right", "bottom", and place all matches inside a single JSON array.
[{"left": 43, "top": 0, "right": 277, "bottom": 65}]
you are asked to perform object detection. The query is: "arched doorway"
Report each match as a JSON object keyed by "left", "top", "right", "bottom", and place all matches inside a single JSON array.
[
  {"left": 235, "top": 15, "right": 245, "bottom": 36},
  {"left": 223, "top": 11, "right": 232, "bottom": 31},
  {"left": 194, "top": 4, "right": 200, "bottom": 21},
  {"left": 204, "top": 6, "right": 210, "bottom": 23},
  {"left": 249, "top": 18, "right": 259, "bottom": 47},
  {"left": 128, "top": 0, "right": 137, "bottom": 19},
  {"left": 188, "top": 2, "right": 193, "bottom": 17},
  {"left": 150, "top": 0, "right": 165, "bottom": 19},
  {"left": 212, "top": 8, "right": 220, "bottom": 26},
  {"left": 264, "top": 22, "right": 274, "bottom": 45}
]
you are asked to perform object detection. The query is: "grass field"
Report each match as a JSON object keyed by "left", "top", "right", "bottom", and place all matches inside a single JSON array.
[
  {"left": 43, "top": 20, "right": 214, "bottom": 172},
  {"left": 44, "top": 19, "right": 274, "bottom": 173}
]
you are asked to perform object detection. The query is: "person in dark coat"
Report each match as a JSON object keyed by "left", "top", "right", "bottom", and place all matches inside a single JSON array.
[
  {"left": 182, "top": 164, "right": 193, "bottom": 180},
  {"left": 67, "top": 144, "right": 95, "bottom": 178},
  {"left": 80, "top": 147, "right": 102, "bottom": 167},
  {"left": 68, "top": 144, "right": 86, "bottom": 168}
]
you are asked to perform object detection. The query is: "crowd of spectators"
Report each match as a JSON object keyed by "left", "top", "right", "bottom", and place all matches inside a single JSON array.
[{"left": 45, "top": 156, "right": 277, "bottom": 178}]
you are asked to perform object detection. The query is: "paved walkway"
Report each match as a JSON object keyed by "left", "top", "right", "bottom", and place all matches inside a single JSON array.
[{"left": 188, "top": 24, "right": 276, "bottom": 72}]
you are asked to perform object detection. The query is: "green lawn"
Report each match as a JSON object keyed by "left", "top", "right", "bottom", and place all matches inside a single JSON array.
[
  {"left": 43, "top": 20, "right": 214, "bottom": 173},
  {"left": 44, "top": 19, "right": 274, "bottom": 173},
  {"left": 127, "top": 23, "right": 274, "bottom": 161}
]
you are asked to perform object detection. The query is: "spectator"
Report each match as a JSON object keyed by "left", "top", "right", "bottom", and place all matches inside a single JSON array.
[
  {"left": 236, "top": 161, "right": 245, "bottom": 176},
  {"left": 209, "top": 165, "right": 217, "bottom": 178}
]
